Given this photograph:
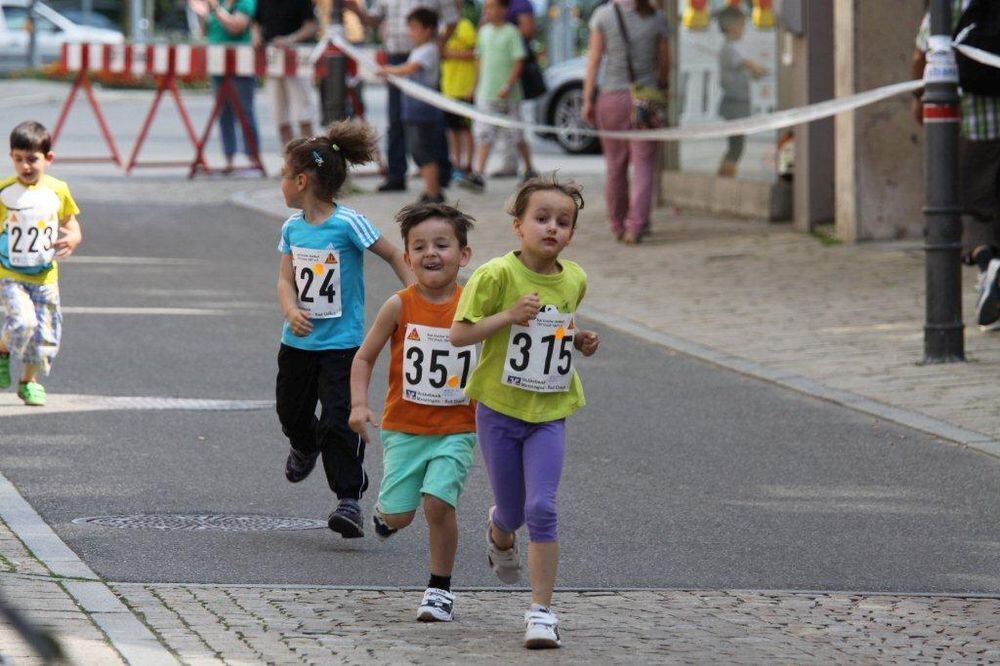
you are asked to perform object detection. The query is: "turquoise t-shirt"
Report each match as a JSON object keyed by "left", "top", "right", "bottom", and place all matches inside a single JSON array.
[
  {"left": 475, "top": 22, "right": 526, "bottom": 103},
  {"left": 454, "top": 251, "right": 587, "bottom": 423},
  {"left": 205, "top": 0, "right": 256, "bottom": 45},
  {"left": 278, "top": 205, "right": 380, "bottom": 351}
]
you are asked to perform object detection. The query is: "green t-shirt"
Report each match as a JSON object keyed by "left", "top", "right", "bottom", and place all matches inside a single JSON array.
[
  {"left": 205, "top": 0, "right": 256, "bottom": 44},
  {"left": 475, "top": 22, "right": 526, "bottom": 103},
  {"left": 454, "top": 251, "right": 587, "bottom": 423}
]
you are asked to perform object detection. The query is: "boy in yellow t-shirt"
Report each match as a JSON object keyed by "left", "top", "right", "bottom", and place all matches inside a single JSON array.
[
  {"left": 0, "top": 121, "right": 82, "bottom": 406},
  {"left": 440, "top": 3, "right": 477, "bottom": 185}
]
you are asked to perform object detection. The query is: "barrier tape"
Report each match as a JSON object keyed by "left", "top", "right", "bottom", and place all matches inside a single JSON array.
[{"left": 326, "top": 32, "right": 924, "bottom": 142}]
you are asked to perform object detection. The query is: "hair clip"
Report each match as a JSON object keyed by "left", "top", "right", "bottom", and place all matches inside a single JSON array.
[
  {"left": 311, "top": 150, "right": 324, "bottom": 167},
  {"left": 331, "top": 143, "right": 340, "bottom": 152}
]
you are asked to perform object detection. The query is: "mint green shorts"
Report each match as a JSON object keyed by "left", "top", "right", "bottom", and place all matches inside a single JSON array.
[{"left": 378, "top": 429, "right": 476, "bottom": 514}]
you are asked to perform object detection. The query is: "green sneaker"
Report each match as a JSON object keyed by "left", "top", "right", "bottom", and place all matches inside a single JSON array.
[
  {"left": 17, "top": 382, "right": 46, "bottom": 406},
  {"left": 0, "top": 354, "right": 9, "bottom": 389}
]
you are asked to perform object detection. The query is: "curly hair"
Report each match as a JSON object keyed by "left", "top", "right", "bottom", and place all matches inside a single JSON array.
[{"left": 284, "top": 121, "right": 378, "bottom": 201}]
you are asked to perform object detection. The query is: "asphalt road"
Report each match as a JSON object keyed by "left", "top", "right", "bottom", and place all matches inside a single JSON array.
[{"left": 1, "top": 198, "right": 998, "bottom": 593}]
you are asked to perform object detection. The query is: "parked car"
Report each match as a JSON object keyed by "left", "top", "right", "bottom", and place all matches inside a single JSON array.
[
  {"left": 534, "top": 56, "right": 601, "bottom": 155},
  {"left": 0, "top": 0, "right": 123, "bottom": 68}
]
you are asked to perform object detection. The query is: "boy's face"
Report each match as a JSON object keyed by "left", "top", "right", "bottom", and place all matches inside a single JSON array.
[
  {"left": 404, "top": 218, "right": 471, "bottom": 290},
  {"left": 484, "top": 0, "right": 504, "bottom": 23},
  {"left": 407, "top": 19, "right": 434, "bottom": 45},
  {"left": 513, "top": 190, "right": 576, "bottom": 260},
  {"left": 724, "top": 17, "right": 746, "bottom": 39},
  {"left": 10, "top": 148, "right": 53, "bottom": 186}
]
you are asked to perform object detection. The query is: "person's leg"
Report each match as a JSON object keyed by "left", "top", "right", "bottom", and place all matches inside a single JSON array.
[
  {"left": 267, "top": 76, "right": 294, "bottom": 146},
  {"left": 596, "top": 91, "right": 631, "bottom": 238},
  {"left": 424, "top": 495, "right": 458, "bottom": 577},
  {"left": 433, "top": 119, "right": 452, "bottom": 189},
  {"left": 212, "top": 76, "right": 236, "bottom": 168},
  {"left": 233, "top": 76, "right": 260, "bottom": 161},
  {"left": 421, "top": 163, "right": 440, "bottom": 198},
  {"left": 316, "top": 348, "right": 368, "bottom": 500},
  {"left": 461, "top": 125, "right": 474, "bottom": 172},
  {"left": 375, "top": 429, "right": 425, "bottom": 535},
  {"left": 275, "top": 344, "right": 322, "bottom": 472},
  {"left": 420, "top": 431, "right": 475, "bottom": 578},
  {"left": 19, "top": 283, "right": 60, "bottom": 385},
  {"left": 623, "top": 139, "right": 659, "bottom": 240},
  {"left": 289, "top": 76, "right": 316, "bottom": 140},
  {"left": 521, "top": 419, "right": 566, "bottom": 609},
  {"left": 384, "top": 53, "right": 410, "bottom": 187},
  {"left": 475, "top": 404, "right": 526, "bottom": 548}
]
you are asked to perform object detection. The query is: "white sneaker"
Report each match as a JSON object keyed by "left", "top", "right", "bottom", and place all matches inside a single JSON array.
[
  {"left": 486, "top": 507, "right": 521, "bottom": 583},
  {"left": 524, "top": 608, "right": 561, "bottom": 649},
  {"left": 417, "top": 587, "right": 455, "bottom": 622}
]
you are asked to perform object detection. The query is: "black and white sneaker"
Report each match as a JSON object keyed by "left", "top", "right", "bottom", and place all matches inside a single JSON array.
[
  {"left": 417, "top": 587, "right": 455, "bottom": 622},
  {"left": 524, "top": 608, "right": 561, "bottom": 649},
  {"left": 976, "top": 258, "right": 1000, "bottom": 327},
  {"left": 327, "top": 499, "right": 364, "bottom": 538},
  {"left": 285, "top": 448, "right": 319, "bottom": 483},
  {"left": 372, "top": 505, "right": 398, "bottom": 541},
  {"left": 458, "top": 172, "right": 485, "bottom": 193}
]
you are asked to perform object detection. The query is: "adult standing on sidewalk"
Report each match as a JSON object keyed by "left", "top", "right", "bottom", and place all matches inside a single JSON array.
[
  {"left": 189, "top": 0, "right": 261, "bottom": 173},
  {"left": 582, "top": 0, "right": 669, "bottom": 245},
  {"left": 912, "top": 0, "right": 1000, "bottom": 326},
  {"left": 347, "top": 0, "right": 458, "bottom": 193},
  {"left": 252, "top": 0, "right": 318, "bottom": 148}
]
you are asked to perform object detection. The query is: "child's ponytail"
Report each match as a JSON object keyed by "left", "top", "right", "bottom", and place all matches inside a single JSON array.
[{"left": 284, "top": 120, "right": 378, "bottom": 202}]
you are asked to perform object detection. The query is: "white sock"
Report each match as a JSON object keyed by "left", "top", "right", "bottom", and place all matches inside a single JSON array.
[{"left": 530, "top": 603, "right": 548, "bottom": 613}]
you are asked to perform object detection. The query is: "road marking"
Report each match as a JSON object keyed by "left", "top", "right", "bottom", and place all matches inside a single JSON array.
[
  {"left": 0, "top": 471, "right": 179, "bottom": 665},
  {"left": 0, "top": 393, "right": 272, "bottom": 416},
  {"left": 63, "top": 306, "right": 268, "bottom": 316},
  {"left": 68, "top": 256, "right": 208, "bottom": 266}
]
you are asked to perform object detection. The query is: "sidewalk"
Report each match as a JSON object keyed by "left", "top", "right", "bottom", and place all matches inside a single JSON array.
[{"left": 2, "top": 171, "right": 999, "bottom": 663}]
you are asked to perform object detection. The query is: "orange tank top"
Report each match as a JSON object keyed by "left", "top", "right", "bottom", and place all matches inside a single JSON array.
[{"left": 381, "top": 284, "right": 476, "bottom": 435}]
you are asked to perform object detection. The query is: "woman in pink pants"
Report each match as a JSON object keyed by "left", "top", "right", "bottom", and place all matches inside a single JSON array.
[{"left": 582, "top": 0, "right": 670, "bottom": 244}]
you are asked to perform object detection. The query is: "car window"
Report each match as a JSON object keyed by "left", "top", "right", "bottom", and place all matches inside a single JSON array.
[{"left": 1, "top": 6, "right": 61, "bottom": 32}]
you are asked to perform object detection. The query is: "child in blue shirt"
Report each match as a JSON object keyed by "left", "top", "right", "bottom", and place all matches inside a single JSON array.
[{"left": 276, "top": 121, "right": 412, "bottom": 538}]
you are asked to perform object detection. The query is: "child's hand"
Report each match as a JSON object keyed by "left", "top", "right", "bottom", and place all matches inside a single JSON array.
[
  {"left": 53, "top": 227, "right": 82, "bottom": 258},
  {"left": 507, "top": 293, "right": 541, "bottom": 325},
  {"left": 497, "top": 83, "right": 511, "bottom": 100},
  {"left": 349, "top": 406, "right": 379, "bottom": 442},
  {"left": 574, "top": 330, "right": 600, "bottom": 356},
  {"left": 285, "top": 308, "right": 314, "bottom": 336}
]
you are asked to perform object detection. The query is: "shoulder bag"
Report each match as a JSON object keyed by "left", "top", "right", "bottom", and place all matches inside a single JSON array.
[{"left": 612, "top": 4, "right": 668, "bottom": 130}]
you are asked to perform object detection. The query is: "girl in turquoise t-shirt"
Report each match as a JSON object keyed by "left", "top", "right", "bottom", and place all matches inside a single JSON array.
[{"left": 450, "top": 176, "right": 600, "bottom": 650}]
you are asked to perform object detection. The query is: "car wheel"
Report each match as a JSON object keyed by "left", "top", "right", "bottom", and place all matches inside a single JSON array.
[{"left": 549, "top": 84, "right": 600, "bottom": 155}]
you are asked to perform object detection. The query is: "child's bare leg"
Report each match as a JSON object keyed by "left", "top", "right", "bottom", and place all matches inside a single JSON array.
[
  {"left": 475, "top": 142, "right": 492, "bottom": 175},
  {"left": 381, "top": 510, "right": 416, "bottom": 531},
  {"left": 446, "top": 129, "right": 460, "bottom": 167},
  {"left": 527, "top": 541, "right": 558, "bottom": 608},
  {"left": 516, "top": 140, "right": 535, "bottom": 173},
  {"left": 0, "top": 341, "right": 8, "bottom": 353},
  {"left": 490, "top": 522, "right": 515, "bottom": 550},
  {"left": 422, "top": 163, "right": 440, "bottom": 197},
  {"left": 461, "top": 130, "right": 474, "bottom": 171},
  {"left": 423, "top": 495, "right": 457, "bottom": 576}
]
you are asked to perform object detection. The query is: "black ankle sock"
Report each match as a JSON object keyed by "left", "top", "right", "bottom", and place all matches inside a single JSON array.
[{"left": 428, "top": 574, "right": 451, "bottom": 591}]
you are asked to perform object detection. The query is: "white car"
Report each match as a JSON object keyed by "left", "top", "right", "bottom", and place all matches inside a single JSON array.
[{"left": 0, "top": 0, "right": 123, "bottom": 68}]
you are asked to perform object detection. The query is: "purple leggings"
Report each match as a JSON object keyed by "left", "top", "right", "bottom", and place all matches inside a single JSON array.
[{"left": 476, "top": 403, "right": 565, "bottom": 543}]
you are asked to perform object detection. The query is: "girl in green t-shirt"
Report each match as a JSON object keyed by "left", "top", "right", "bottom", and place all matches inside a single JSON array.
[{"left": 450, "top": 175, "right": 600, "bottom": 650}]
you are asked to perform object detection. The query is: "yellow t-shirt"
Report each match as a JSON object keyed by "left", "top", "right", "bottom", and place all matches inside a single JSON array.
[
  {"left": 0, "top": 174, "right": 79, "bottom": 285},
  {"left": 441, "top": 18, "right": 477, "bottom": 100},
  {"left": 454, "top": 251, "right": 588, "bottom": 423}
]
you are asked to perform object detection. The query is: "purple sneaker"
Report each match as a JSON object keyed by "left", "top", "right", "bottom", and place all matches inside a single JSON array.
[{"left": 285, "top": 448, "right": 319, "bottom": 483}]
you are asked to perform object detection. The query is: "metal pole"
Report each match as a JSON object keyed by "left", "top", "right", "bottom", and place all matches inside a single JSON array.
[
  {"left": 82, "top": 0, "right": 93, "bottom": 26},
  {"left": 922, "top": 0, "right": 964, "bottom": 363},
  {"left": 321, "top": 0, "right": 349, "bottom": 125},
  {"left": 27, "top": 0, "right": 39, "bottom": 68},
  {"left": 130, "top": 0, "right": 144, "bottom": 42}
]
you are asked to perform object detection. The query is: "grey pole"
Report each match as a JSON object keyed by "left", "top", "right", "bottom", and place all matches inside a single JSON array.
[
  {"left": 922, "top": 0, "right": 964, "bottom": 363},
  {"left": 26, "top": 0, "right": 39, "bottom": 68},
  {"left": 130, "top": 0, "right": 144, "bottom": 42},
  {"left": 321, "top": 0, "right": 349, "bottom": 126},
  {"left": 82, "top": 0, "right": 93, "bottom": 26}
]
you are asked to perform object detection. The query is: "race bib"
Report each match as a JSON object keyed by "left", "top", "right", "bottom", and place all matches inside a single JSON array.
[
  {"left": 503, "top": 310, "right": 575, "bottom": 393},
  {"left": 6, "top": 209, "right": 57, "bottom": 268},
  {"left": 402, "top": 324, "right": 477, "bottom": 406},
  {"left": 291, "top": 246, "right": 341, "bottom": 319}
]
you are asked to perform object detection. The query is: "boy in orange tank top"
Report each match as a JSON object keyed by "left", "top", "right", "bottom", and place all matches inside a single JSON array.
[{"left": 350, "top": 202, "right": 477, "bottom": 622}]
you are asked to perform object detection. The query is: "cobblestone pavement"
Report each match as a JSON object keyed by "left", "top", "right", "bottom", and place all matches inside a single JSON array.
[{"left": 3, "top": 168, "right": 1000, "bottom": 663}]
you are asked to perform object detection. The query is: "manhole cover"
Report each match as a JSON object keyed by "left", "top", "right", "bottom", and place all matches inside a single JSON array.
[{"left": 72, "top": 514, "right": 327, "bottom": 531}]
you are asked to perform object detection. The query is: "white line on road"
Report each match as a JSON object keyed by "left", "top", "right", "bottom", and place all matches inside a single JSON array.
[
  {"left": 0, "top": 393, "right": 272, "bottom": 416},
  {"left": 62, "top": 306, "right": 266, "bottom": 316},
  {"left": 67, "top": 256, "right": 209, "bottom": 266},
  {"left": 0, "top": 472, "right": 179, "bottom": 665}
]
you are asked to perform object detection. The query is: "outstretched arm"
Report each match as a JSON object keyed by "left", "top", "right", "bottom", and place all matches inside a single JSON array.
[
  {"left": 368, "top": 237, "right": 415, "bottom": 286},
  {"left": 349, "top": 295, "right": 401, "bottom": 442},
  {"left": 450, "top": 293, "right": 540, "bottom": 347}
]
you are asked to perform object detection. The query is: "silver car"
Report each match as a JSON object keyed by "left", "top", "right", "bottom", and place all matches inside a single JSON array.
[
  {"left": 534, "top": 55, "right": 601, "bottom": 154},
  {"left": 0, "top": 0, "right": 123, "bottom": 69}
]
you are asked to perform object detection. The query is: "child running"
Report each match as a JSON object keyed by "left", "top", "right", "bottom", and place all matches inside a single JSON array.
[
  {"left": 349, "top": 202, "right": 477, "bottom": 622},
  {"left": 449, "top": 175, "right": 599, "bottom": 649},
  {"left": 0, "top": 121, "right": 82, "bottom": 406},
  {"left": 276, "top": 121, "right": 412, "bottom": 538}
]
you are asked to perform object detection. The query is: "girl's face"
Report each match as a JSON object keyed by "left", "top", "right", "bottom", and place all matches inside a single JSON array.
[
  {"left": 513, "top": 190, "right": 576, "bottom": 262},
  {"left": 404, "top": 218, "right": 472, "bottom": 291},
  {"left": 280, "top": 160, "right": 307, "bottom": 208}
]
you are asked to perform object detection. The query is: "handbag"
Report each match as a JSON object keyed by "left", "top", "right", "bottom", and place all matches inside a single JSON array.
[
  {"left": 520, "top": 42, "right": 547, "bottom": 100},
  {"left": 612, "top": 4, "right": 668, "bottom": 130}
]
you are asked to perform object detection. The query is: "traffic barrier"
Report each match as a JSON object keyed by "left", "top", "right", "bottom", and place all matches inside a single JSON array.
[{"left": 55, "top": 42, "right": 359, "bottom": 178}]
